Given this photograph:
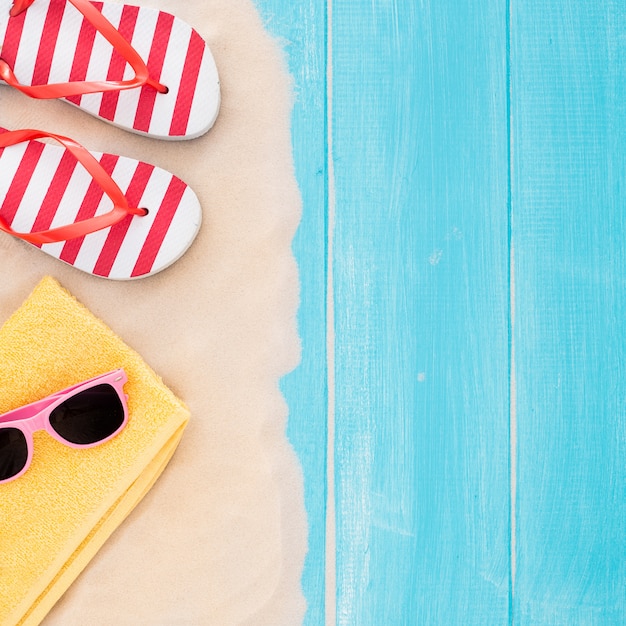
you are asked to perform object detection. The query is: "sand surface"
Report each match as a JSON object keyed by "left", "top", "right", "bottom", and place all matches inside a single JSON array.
[{"left": 0, "top": 0, "right": 307, "bottom": 623}]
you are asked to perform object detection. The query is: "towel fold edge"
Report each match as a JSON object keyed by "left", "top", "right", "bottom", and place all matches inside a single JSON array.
[{"left": 10, "top": 413, "right": 190, "bottom": 626}]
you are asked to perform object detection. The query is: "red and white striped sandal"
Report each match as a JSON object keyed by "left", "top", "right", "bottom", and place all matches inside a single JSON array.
[
  {"left": 0, "top": 0, "right": 220, "bottom": 140},
  {"left": 0, "top": 127, "right": 202, "bottom": 278}
]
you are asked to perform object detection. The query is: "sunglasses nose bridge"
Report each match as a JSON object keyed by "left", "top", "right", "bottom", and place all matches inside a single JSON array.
[{"left": 16, "top": 409, "right": 51, "bottom": 438}]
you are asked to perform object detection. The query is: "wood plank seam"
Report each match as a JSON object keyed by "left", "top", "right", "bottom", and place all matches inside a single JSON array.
[
  {"left": 325, "top": 1, "right": 336, "bottom": 624},
  {"left": 507, "top": 0, "right": 516, "bottom": 620}
]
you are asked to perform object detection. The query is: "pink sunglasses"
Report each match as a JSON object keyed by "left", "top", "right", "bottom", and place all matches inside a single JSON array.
[{"left": 0, "top": 369, "right": 129, "bottom": 484}]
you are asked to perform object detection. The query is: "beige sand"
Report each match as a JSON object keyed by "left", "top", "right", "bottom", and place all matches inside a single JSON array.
[{"left": 0, "top": 0, "right": 307, "bottom": 623}]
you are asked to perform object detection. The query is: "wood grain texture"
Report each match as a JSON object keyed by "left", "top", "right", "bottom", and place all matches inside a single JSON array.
[
  {"left": 331, "top": 1, "right": 511, "bottom": 623},
  {"left": 258, "top": 0, "right": 625, "bottom": 622},
  {"left": 254, "top": 1, "right": 328, "bottom": 624},
  {"left": 511, "top": 0, "right": 626, "bottom": 622}
]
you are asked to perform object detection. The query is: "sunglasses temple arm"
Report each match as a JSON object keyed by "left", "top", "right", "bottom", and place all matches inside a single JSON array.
[
  {"left": 0, "top": 370, "right": 126, "bottom": 424},
  {"left": 0, "top": 396, "right": 57, "bottom": 424}
]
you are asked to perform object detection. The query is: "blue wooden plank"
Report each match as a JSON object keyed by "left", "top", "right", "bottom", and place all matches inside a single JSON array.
[
  {"left": 511, "top": 1, "right": 626, "bottom": 622},
  {"left": 332, "top": 1, "right": 511, "bottom": 623},
  {"left": 253, "top": 1, "right": 328, "bottom": 624}
]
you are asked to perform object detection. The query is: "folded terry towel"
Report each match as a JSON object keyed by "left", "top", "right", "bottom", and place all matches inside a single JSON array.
[{"left": 0, "top": 277, "right": 190, "bottom": 626}]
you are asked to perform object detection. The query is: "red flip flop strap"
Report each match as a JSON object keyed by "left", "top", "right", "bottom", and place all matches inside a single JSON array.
[
  {"left": 2, "top": 0, "right": 167, "bottom": 98},
  {"left": 0, "top": 129, "right": 146, "bottom": 245},
  {"left": 9, "top": 0, "right": 36, "bottom": 15}
]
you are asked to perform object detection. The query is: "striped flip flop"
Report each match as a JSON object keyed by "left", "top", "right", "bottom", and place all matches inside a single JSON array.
[
  {"left": 0, "top": 128, "right": 202, "bottom": 279},
  {"left": 0, "top": 0, "right": 220, "bottom": 140}
]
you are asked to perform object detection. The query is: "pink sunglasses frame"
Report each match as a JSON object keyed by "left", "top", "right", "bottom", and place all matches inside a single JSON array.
[{"left": 0, "top": 369, "right": 129, "bottom": 484}]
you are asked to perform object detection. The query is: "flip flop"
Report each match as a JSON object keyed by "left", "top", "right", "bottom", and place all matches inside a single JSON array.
[
  {"left": 0, "top": 0, "right": 220, "bottom": 140},
  {"left": 0, "top": 127, "right": 202, "bottom": 278}
]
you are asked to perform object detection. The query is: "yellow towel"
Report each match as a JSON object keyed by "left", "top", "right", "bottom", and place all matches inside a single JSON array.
[{"left": 0, "top": 277, "right": 190, "bottom": 626}]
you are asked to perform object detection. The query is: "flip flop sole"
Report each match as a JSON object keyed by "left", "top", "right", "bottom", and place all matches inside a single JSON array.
[
  {"left": 0, "top": 129, "right": 202, "bottom": 278},
  {"left": 0, "top": 0, "right": 220, "bottom": 139}
]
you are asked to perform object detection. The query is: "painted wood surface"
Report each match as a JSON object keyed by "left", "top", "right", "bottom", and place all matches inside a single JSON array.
[
  {"left": 331, "top": 1, "right": 511, "bottom": 623},
  {"left": 258, "top": 0, "right": 625, "bottom": 623},
  {"left": 511, "top": 1, "right": 626, "bottom": 623}
]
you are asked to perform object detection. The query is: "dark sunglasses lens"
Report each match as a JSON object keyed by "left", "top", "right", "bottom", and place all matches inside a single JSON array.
[
  {"left": 49, "top": 383, "right": 125, "bottom": 445},
  {"left": 0, "top": 427, "right": 28, "bottom": 481}
]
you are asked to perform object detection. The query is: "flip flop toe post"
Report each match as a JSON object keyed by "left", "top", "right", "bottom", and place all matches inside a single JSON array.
[
  {"left": 0, "top": 128, "right": 202, "bottom": 279},
  {"left": 0, "top": 0, "right": 220, "bottom": 139}
]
